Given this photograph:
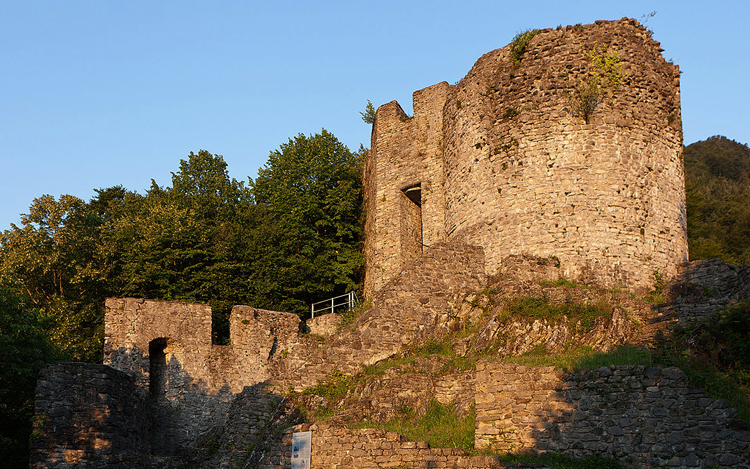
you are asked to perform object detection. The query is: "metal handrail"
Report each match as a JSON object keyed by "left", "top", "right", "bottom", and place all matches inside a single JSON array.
[{"left": 310, "top": 291, "right": 359, "bottom": 318}]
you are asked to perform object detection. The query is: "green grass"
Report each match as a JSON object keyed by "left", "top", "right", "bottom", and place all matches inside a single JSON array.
[
  {"left": 351, "top": 400, "right": 476, "bottom": 453},
  {"left": 506, "top": 344, "right": 655, "bottom": 373},
  {"left": 363, "top": 355, "right": 418, "bottom": 375},
  {"left": 538, "top": 277, "right": 592, "bottom": 289},
  {"left": 501, "top": 295, "right": 611, "bottom": 332},
  {"left": 304, "top": 369, "right": 356, "bottom": 400}
]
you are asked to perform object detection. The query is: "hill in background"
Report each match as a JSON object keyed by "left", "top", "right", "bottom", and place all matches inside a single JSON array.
[{"left": 685, "top": 135, "right": 750, "bottom": 264}]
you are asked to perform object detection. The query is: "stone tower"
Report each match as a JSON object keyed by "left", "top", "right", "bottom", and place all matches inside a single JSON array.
[{"left": 363, "top": 19, "right": 688, "bottom": 297}]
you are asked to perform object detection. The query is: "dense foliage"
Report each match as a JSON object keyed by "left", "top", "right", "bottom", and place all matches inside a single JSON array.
[
  {"left": 0, "top": 282, "right": 60, "bottom": 468},
  {"left": 685, "top": 135, "right": 750, "bottom": 264}
]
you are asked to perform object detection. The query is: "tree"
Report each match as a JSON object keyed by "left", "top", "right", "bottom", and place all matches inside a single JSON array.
[
  {"left": 0, "top": 194, "right": 106, "bottom": 361},
  {"left": 251, "top": 130, "right": 364, "bottom": 316},
  {"left": 100, "top": 151, "right": 254, "bottom": 341},
  {"left": 0, "top": 281, "right": 60, "bottom": 469},
  {"left": 360, "top": 100, "right": 376, "bottom": 124}
]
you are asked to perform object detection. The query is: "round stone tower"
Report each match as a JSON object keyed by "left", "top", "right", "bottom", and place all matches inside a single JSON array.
[{"left": 364, "top": 18, "right": 687, "bottom": 297}]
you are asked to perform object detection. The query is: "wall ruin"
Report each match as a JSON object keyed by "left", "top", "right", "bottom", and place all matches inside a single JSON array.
[
  {"left": 32, "top": 18, "right": 750, "bottom": 469},
  {"left": 101, "top": 298, "right": 301, "bottom": 453},
  {"left": 364, "top": 19, "right": 688, "bottom": 297}
]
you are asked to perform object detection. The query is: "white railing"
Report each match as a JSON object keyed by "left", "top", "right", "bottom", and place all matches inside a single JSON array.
[{"left": 310, "top": 291, "right": 359, "bottom": 318}]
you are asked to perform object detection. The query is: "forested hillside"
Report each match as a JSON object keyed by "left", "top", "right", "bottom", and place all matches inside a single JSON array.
[
  {"left": 0, "top": 130, "right": 363, "bottom": 467},
  {"left": 685, "top": 135, "right": 750, "bottom": 264}
]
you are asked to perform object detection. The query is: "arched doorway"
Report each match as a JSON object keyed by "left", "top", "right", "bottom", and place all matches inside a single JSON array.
[{"left": 148, "top": 338, "right": 168, "bottom": 397}]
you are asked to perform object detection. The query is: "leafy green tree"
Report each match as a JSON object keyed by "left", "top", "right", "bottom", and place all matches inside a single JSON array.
[
  {"left": 251, "top": 130, "right": 364, "bottom": 315},
  {"left": 0, "top": 281, "right": 60, "bottom": 469},
  {"left": 100, "top": 151, "right": 254, "bottom": 340},
  {"left": 0, "top": 195, "right": 105, "bottom": 361}
]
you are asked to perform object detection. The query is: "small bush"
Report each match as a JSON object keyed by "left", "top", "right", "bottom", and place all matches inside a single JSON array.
[
  {"left": 566, "top": 42, "right": 623, "bottom": 123},
  {"left": 510, "top": 29, "right": 541, "bottom": 66},
  {"left": 501, "top": 108, "right": 519, "bottom": 119},
  {"left": 305, "top": 369, "right": 356, "bottom": 401},
  {"left": 566, "top": 76, "right": 601, "bottom": 124}
]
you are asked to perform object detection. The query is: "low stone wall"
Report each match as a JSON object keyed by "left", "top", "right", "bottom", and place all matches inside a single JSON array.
[
  {"left": 660, "top": 259, "right": 750, "bottom": 324},
  {"left": 306, "top": 312, "right": 341, "bottom": 337},
  {"left": 257, "top": 424, "right": 546, "bottom": 469},
  {"left": 29, "top": 363, "right": 149, "bottom": 468},
  {"left": 475, "top": 361, "right": 750, "bottom": 468}
]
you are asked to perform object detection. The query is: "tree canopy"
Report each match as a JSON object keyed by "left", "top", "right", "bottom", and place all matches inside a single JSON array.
[{"left": 251, "top": 130, "right": 364, "bottom": 313}]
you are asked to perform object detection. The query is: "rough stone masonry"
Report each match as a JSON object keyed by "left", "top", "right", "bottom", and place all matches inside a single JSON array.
[{"left": 363, "top": 18, "right": 688, "bottom": 297}]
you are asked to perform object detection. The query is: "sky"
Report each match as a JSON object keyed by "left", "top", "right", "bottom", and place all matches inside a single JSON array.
[{"left": 1, "top": 0, "right": 748, "bottom": 231}]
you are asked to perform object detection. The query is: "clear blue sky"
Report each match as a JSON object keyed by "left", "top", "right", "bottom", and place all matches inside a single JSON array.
[{"left": 2, "top": 0, "right": 748, "bottom": 231}]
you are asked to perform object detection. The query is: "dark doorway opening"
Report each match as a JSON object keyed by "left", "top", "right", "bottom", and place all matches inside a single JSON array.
[
  {"left": 149, "top": 338, "right": 168, "bottom": 397},
  {"left": 401, "top": 183, "right": 423, "bottom": 262}
]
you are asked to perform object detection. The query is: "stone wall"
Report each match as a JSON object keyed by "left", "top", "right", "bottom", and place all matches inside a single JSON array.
[
  {"left": 104, "top": 298, "right": 212, "bottom": 391},
  {"left": 364, "top": 83, "right": 451, "bottom": 296},
  {"left": 475, "top": 362, "right": 750, "bottom": 468},
  {"left": 364, "top": 18, "right": 688, "bottom": 297},
  {"left": 256, "top": 424, "right": 546, "bottom": 469},
  {"left": 306, "top": 312, "right": 341, "bottom": 337},
  {"left": 270, "top": 242, "right": 486, "bottom": 390},
  {"left": 30, "top": 363, "right": 149, "bottom": 468},
  {"left": 102, "top": 298, "right": 301, "bottom": 453},
  {"left": 659, "top": 259, "right": 750, "bottom": 324}
]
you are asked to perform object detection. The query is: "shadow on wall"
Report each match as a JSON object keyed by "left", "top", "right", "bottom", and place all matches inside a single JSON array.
[
  {"left": 30, "top": 352, "right": 286, "bottom": 468},
  {"left": 109, "top": 344, "right": 238, "bottom": 455},
  {"left": 474, "top": 361, "right": 750, "bottom": 468},
  {"left": 30, "top": 363, "right": 151, "bottom": 468}
]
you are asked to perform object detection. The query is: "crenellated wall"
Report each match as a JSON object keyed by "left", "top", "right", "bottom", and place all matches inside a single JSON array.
[
  {"left": 102, "top": 298, "right": 301, "bottom": 453},
  {"left": 363, "top": 83, "right": 451, "bottom": 295},
  {"left": 364, "top": 18, "right": 688, "bottom": 297}
]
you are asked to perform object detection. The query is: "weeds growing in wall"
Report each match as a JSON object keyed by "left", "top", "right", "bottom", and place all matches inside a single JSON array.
[
  {"left": 509, "top": 29, "right": 541, "bottom": 67},
  {"left": 351, "top": 400, "right": 476, "bottom": 453},
  {"left": 565, "top": 42, "right": 624, "bottom": 123},
  {"left": 338, "top": 299, "right": 371, "bottom": 327},
  {"left": 508, "top": 344, "right": 653, "bottom": 371},
  {"left": 500, "top": 294, "right": 611, "bottom": 333}
]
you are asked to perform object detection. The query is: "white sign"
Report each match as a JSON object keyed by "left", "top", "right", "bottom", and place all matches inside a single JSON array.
[{"left": 291, "top": 431, "right": 312, "bottom": 469}]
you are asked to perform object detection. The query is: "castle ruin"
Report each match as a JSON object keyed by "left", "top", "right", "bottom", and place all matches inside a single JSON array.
[{"left": 29, "top": 19, "right": 750, "bottom": 469}]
